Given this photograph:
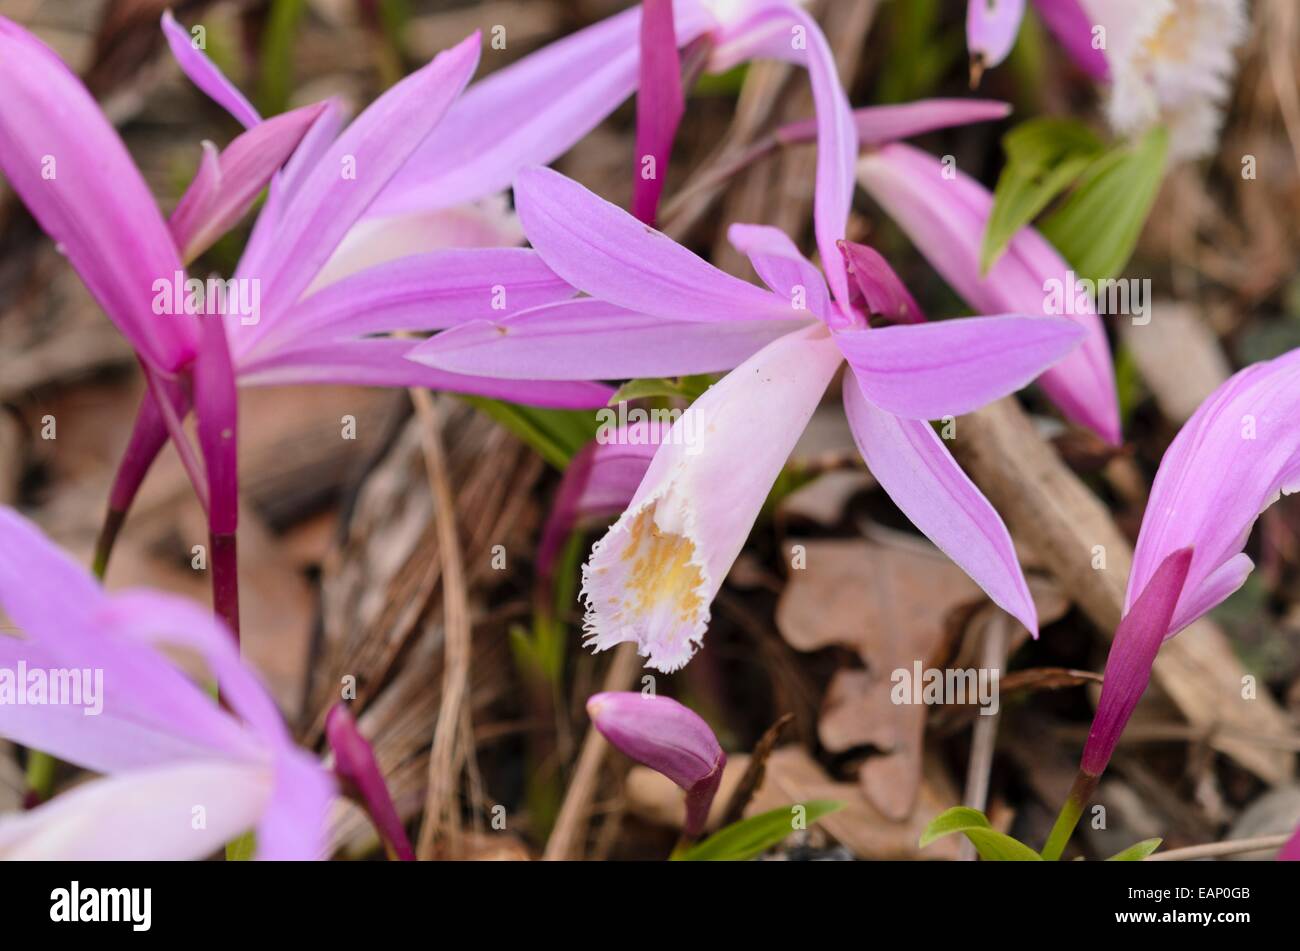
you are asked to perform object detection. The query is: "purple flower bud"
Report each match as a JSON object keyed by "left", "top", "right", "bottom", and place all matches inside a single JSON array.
[
  {"left": 587, "top": 692, "right": 725, "bottom": 837},
  {"left": 326, "top": 703, "right": 414, "bottom": 861},
  {"left": 1081, "top": 547, "right": 1194, "bottom": 778}
]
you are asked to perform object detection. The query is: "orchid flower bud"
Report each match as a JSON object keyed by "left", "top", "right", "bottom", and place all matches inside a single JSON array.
[
  {"left": 586, "top": 692, "right": 725, "bottom": 838},
  {"left": 326, "top": 703, "right": 414, "bottom": 861}
]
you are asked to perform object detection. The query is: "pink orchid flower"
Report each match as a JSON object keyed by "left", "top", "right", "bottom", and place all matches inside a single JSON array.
[
  {"left": 325, "top": 704, "right": 413, "bottom": 862},
  {"left": 857, "top": 142, "right": 1121, "bottom": 445},
  {"left": 0, "top": 16, "right": 609, "bottom": 637},
  {"left": 0, "top": 508, "right": 332, "bottom": 860},
  {"left": 967, "top": 0, "right": 1109, "bottom": 82},
  {"left": 412, "top": 167, "right": 1087, "bottom": 671}
]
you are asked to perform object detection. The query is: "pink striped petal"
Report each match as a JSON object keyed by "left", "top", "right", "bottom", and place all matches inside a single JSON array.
[
  {"left": 0, "top": 17, "right": 192, "bottom": 371},
  {"left": 515, "top": 166, "right": 793, "bottom": 323},
  {"left": 409, "top": 298, "right": 808, "bottom": 380},
  {"left": 967, "top": 0, "right": 1027, "bottom": 72},
  {"left": 161, "top": 10, "right": 261, "bottom": 128},
  {"left": 842, "top": 370, "right": 1037, "bottom": 632},
  {"left": 170, "top": 102, "right": 327, "bottom": 264},
  {"left": 237, "top": 337, "right": 614, "bottom": 408},
  {"left": 581, "top": 326, "right": 842, "bottom": 672},
  {"left": 1128, "top": 349, "right": 1300, "bottom": 633},
  {"left": 1081, "top": 548, "right": 1193, "bottom": 777},
  {"left": 857, "top": 143, "right": 1120, "bottom": 444},
  {"left": 834, "top": 314, "right": 1084, "bottom": 419}
]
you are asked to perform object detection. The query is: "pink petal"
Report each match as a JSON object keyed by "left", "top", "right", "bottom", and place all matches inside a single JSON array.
[
  {"left": 632, "top": 0, "right": 685, "bottom": 225},
  {"left": 1128, "top": 351, "right": 1300, "bottom": 633},
  {"left": 581, "top": 326, "right": 842, "bottom": 672},
  {"left": 713, "top": 5, "right": 857, "bottom": 304},
  {"left": 833, "top": 314, "right": 1085, "bottom": 419},
  {"left": 1281, "top": 824, "right": 1300, "bottom": 862},
  {"left": 779, "top": 98, "right": 1012, "bottom": 147},
  {"left": 0, "top": 761, "right": 274, "bottom": 860},
  {"left": 727, "top": 223, "right": 832, "bottom": 322},
  {"left": 967, "top": 0, "right": 1027, "bottom": 72},
  {"left": 308, "top": 197, "right": 524, "bottom": 292},
  {"left": 365, "top": 3, "right": 718, "bottom": 219},
  {"left": 161, "top": 10, "right": 261, "bottom": 128},
  {"left": 260, "top": 249, "right": 575, "bottom": 351},
  {"left": 1081, "top": 547, "right": 1193, "bottom": 776},
  {"left": 240, "top": 33, "right": 481, "bottom": 343},
  {"left": 409, "top": 298, "right": 809, "bottom": 380},
  {"left": 841, "top": 370, "right": 1037, "bottom": 632},
  {"left": 537, "top": 421, "right": 665, "bottom": 581},
  {"left": 857, "top": 143, "right": 1120, "bottom": 444},
  {"left": 0, "top": 17, "right": 193, "bottom": 371},
  {"left": 1030, "top": 0, "right": 1109, "bottom": 81},
  {"left": 170, "top": 102, "right": 327, "bottom": 264},
  {"left": 514, "top": 167, "right": 793, "bottom": 323},
  {"left": 237, "top": 337, "right": 614, "bottom": 408},
  {"left": 838, "top": 240, "right": 926, "bottom": 324},
  {"left": 255, "top": 747, "right": 335, "bottom": 861}
]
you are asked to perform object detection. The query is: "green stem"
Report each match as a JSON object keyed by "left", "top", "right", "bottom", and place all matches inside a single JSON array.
[{"left": 1041, "top": 771, "right": 1099, "bottom": 861}]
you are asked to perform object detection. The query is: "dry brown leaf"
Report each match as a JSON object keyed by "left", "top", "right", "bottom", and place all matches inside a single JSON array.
[{"left": 1121, "top": 301, "right": 1230, "bottom": 424}]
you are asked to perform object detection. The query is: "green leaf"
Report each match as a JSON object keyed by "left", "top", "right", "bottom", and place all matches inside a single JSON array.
[
  {"left": 678, "top": 801, "right": 842, "bottom": 861},
  {"left": 459, "top": 397, "right": 599, "bottom": 470},
  {"left": 1106, "top": 838, "right": 1162, "bottom": 861},
  {"left": 225, "top": 830, "right": 257, "bottom": 861},
  {"left": 919, "top": 807, "right": 1043, "bottom": 861},
  {"left": 981, "top": 118, "right": 1105, "bottom": 273},
  {"left": 1040, "top": 126, "right": 1169, "bottom": 284},
  {"left": 607, "top": 376, "right": 712, "bottom": 405}
]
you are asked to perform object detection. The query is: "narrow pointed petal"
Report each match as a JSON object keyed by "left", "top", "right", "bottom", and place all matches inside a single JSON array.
[
  {"left": 1030, "top": 0, "right": 1109, "bottom": 81},
  {"left": 0, "top": 761, "right": 272, "bottom": 860},
  {"left": 307, "top": 197, "right": 523, "bottom": 292},
  {"left": 1128, "top": 350, "right": 1300, "bottom": 631},
  {"left": 834, "top": 314, "right": 1085, "bottom": 419},
  {"left": 515, "top": 167, "right": 793, "bottom": 323},
  {"left": 581, "top": 327, "right": 842, "bottom": 672},
  {"left": 325, "top": 704, "right": 413, "bottom": 861},
  {"left": 238, "top": 338, "right": 614, "bottom": 408},
  {"left": 170, "top": 102, "right": 327, "bottom": 264},
  {"left": 842, "top": 370, "right": 1037, "bottom": 632},
  {"left": 1081, "top": 548, "right": 1194, "bottom": 777},
  {"left": 713, "top": 5, "right": 857, "bottom": 303},
  {"left": 587, "top": 691, "right": 724, "bottom": 836},
  {"left": 857, "top": 143, "right": 1120, "bottom": 444},
  {"left": 0, "top": 18, "right": 192, "bottom": 371},
  {"left": 256, "top": 747, "right": 335, "bottom": 861},
  {"left": 778, "top": 98, "right": 1012, "bottom": 147},
  {"left": 537, "top": 422, "right": 665, "bottom": 581},
  {"left": 632, "top": 0, "right": 685, "bottom": 225},
  {"left": 264, "top": 249, "right": 575, "bottom": 349},
  {"left": 161, "top": 10, "right": 261, "bottom": 128},
  {"left": 366, "top": 3, "right": 718, "bottom": 219},
  {"left": 838, "top": 240, "right": 925, "bottom": 324},
  {"left": 727, "top": 223, "right": 831, "bottom": 322},
  {"left": 410, "top": 298, "right": 809, "bottom": 380},
  {"left": 239, "top": 33, "right": 481, "bottom": 342},
  {"left": 967, "top": 0, "right": 1027, "bottom": 75}
]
